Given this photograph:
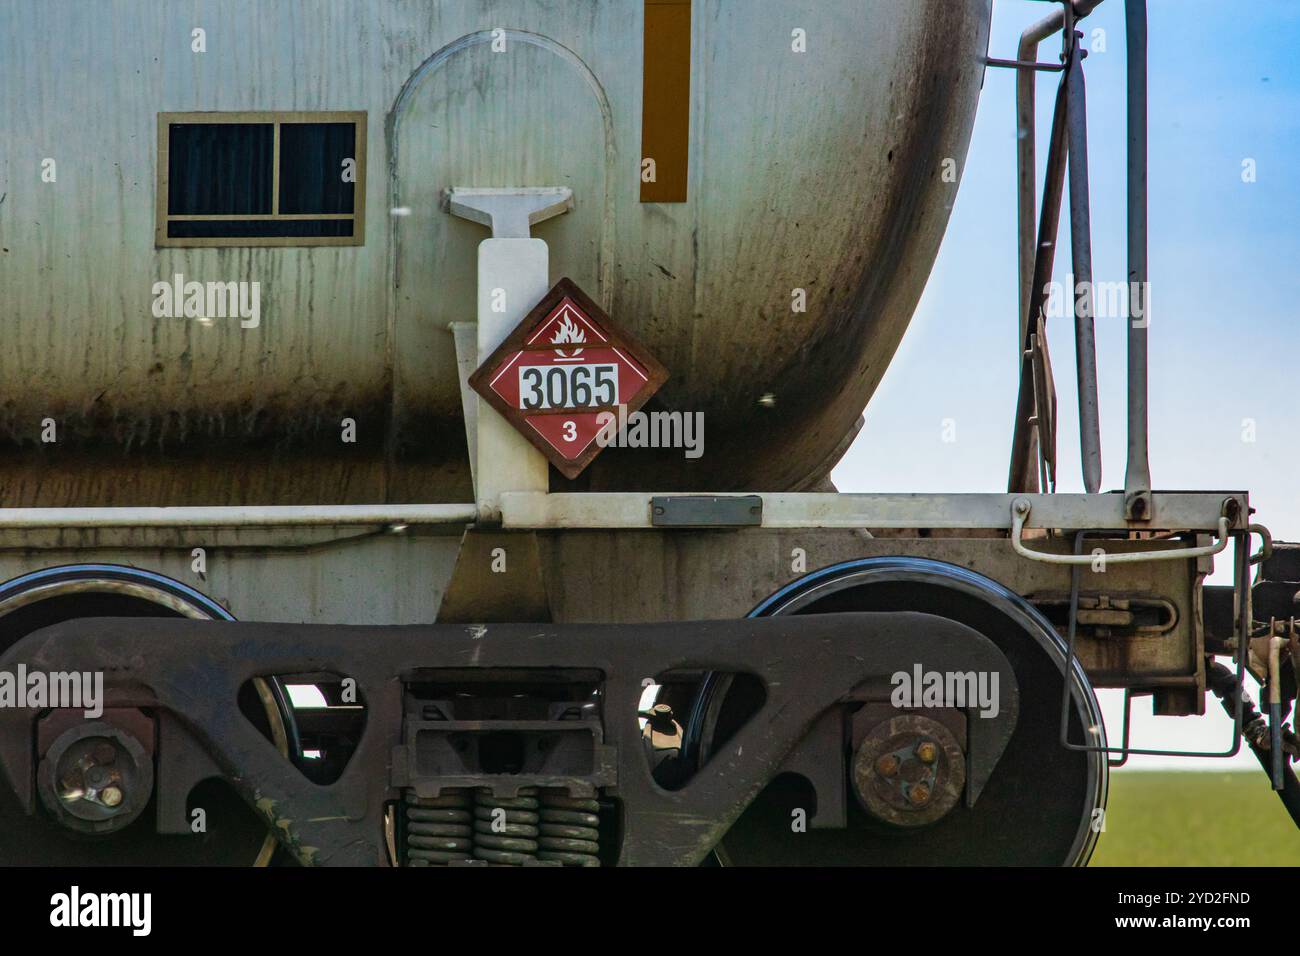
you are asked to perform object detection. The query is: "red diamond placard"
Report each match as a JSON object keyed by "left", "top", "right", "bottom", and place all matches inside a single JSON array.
[{"left": 468, "top": 277, "right": 669, "bottom": 479}]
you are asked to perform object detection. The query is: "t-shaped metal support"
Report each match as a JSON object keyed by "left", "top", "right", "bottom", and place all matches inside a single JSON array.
[
  {"left": 443, "top": 186, "right": 574, "bottom": 239},
  {"left": 445, "top": 187, "right": 574, "bottom": 522}
]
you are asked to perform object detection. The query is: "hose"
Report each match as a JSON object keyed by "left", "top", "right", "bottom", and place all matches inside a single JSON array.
[{"left": 1206, "top": 661, "right": 1300, "bottom": 829}]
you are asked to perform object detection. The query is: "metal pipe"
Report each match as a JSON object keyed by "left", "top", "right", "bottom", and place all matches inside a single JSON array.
[
  {"left": 1066, "top": 42, "right": 1102, "bottom": 493},
  {"left": 1268, "top": 636, "right": 1287, "bottom": 789},
  {"left": 1008, "top": 68, "right": 1071, "bottom": 493},
  {"left": 1016, "top": 0, "right": 1104, "bottom": 341},
  {"left": 1123, "top": 0, "right": 1153, "bottom": 520},
  {"left": 987, "top": 57, "right": 1065, "bottom": 72},
  {"left": 1011, "top": 499, "right": 1230, "bottom": 565},
  {"left": 1030, "top": 73, "right": 1071, "bottom": 347},
  {"left": 0, "top": 504, "right": 478, "bottom": 529},
  {"left": 1011, "top": 0, "right": 1105, "bottom": 494}
]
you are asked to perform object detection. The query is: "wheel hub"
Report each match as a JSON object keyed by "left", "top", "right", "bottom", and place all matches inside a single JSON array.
[
  {"left": 852, "top": 715, "right": 965, "bottom": 827},
  {"left": 38, "top": 721, "right": 153, "bottom": 836}
]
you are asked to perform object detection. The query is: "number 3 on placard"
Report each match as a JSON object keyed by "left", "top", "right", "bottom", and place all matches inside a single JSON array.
[{"left": 562, "top": 420, "right": 577, "bottom": 442}]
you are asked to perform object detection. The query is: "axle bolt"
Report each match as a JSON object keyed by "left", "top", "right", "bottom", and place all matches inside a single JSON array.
[
  {"left": 875, "top": 754, "right": 900, "bottom": 778},
  {"left": 86, "top": 767, "right": 111, "bottom": 788},
  {"left": 100, "top": 786, "right": 123, "bottom": 808},
  {"left": 915, "top": 741, "right": 938, "bottom": 764},
  {"left": 907, "top": 782, "right": 931, "bottom": 806}
]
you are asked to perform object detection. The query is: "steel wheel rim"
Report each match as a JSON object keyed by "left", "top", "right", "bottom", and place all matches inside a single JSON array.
[
  {"left": 0, "top": 564, "right": 295, "bottom": 866},
  {"left": 690, "top": 557, "right": 1107, "bottom": 866}
]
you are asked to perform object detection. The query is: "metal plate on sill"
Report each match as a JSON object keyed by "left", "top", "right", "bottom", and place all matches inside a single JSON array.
[{"left": 651, "top": 495, "right": 763, "bottom": 528}]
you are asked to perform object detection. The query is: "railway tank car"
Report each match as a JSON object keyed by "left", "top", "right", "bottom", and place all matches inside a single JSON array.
[
  {"left": 0, "top": 0, "right": 1295, "bottom": 869},
  {"left": 0, "top": 0, "right": 986, "bottom": 506}
]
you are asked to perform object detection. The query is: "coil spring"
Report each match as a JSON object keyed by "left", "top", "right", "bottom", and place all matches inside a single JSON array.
[
  {"left": 473, "top": 788, "right": 541, "bottom": 865},
  {"left": 538, "top": 793, "right": 602, "bottom": 867},
  {"left": 403, "top": 789, "right": 474, "bottom": 866}
]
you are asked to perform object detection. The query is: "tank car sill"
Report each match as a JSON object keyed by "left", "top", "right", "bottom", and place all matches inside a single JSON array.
[
  {"left": 499, "top": 490, "right": 1246, "bottom": 534},
  {"left": 0, "top": 491, "right": 1244, "bottom": 552}
]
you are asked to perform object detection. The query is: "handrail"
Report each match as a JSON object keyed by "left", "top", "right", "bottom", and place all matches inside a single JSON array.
[{"left": 1010, "top": 497, "right": 1230, "bottom": 565}]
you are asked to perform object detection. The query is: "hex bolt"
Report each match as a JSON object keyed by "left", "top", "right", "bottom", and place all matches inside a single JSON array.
[
  {"left": 648, "top": 703, "right": 676, "bottom": 732},
  {"left": 915, "top": 741, "right": 938, "bottom": 764},
  {"left": 100, "top": 786, "right": 123, "bottom": 808},
  {"left": 875, "top": 754, "right": 900, "bottom": 777},
  {"left": 907, "top": 782, "right": 931, "bottom": 806},
  {"left": 86, "top": 767, "right": 110, "bottom": 789},
  {"left": 93, "top": 743, "right": 117, "bottom": 765}
]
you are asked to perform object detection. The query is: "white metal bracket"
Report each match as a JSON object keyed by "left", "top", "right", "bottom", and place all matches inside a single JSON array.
[
  {"left": 443, "top": 187, "right": 574, "bottom": 240},
  {"left": 445, "top": 186, "right": 574, "bottom": 523}
]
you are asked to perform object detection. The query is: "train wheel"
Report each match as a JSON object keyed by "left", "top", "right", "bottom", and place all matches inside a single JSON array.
[
  {"left": 0, "top": 565, "right": 296, "bottom": 866},
  {"left": 686, "top": 557, "right": 1108, "bottom": 866}
]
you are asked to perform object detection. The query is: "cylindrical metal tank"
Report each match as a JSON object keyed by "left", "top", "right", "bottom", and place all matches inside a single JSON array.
[{"left": 0, "top": 0, "right": 991, "bottom": 506}]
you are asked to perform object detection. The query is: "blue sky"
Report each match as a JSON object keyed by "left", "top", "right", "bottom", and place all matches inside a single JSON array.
[{"left": 834, "top": 0, "right": 1300, "bottom": 768}]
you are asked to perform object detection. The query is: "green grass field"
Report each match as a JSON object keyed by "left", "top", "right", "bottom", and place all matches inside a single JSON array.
[{"left": 1090, "top": 770, "right": 1300, "bottom": 866}]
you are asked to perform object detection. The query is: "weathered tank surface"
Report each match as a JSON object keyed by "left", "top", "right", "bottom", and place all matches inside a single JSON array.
[{"left": 0, "top": 0, "right": 991, "bottom": 506}]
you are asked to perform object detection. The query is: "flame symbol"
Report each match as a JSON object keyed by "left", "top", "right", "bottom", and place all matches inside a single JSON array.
[
  {"left": 551, "top": 313, "right": 587, "bottom": 346},
  {"left": 550, "top": 309, "right": 587, "bottom": 360}
]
